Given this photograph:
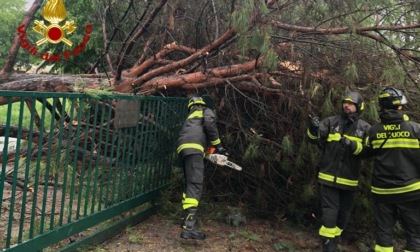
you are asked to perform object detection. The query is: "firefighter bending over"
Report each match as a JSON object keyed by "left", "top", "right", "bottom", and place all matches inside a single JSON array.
[{"left": 176, "top": 96, "right": 227, "bottom": 240}]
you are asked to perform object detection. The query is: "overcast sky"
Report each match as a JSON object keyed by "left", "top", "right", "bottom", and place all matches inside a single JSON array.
[{"left": 25, "top": 0, "right": 32, "bottom": 10}]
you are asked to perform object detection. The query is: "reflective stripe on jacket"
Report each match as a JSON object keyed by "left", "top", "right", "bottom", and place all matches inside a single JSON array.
[
  {"left": 176, "top": 106, "right": 221, "bottom": 159},
  {"left": 366, "top": 110, "right": 420, "bottom": 202},
  {"left": 307, "top": 114, "right": 371, "bottom": 190}
]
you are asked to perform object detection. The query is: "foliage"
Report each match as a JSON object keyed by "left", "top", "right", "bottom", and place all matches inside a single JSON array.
[
  {"left": 28, "top": 0, "right": 103, "bottom": 73},
  {"left": 231, "top": 0, "right": 253, "bottom": 35},
  {"left": 238, "top": 229, "right": 262, "bottom": 242},
  {"left": 273, "top": 240, "right": 296, "bottom": 252},
  {"left": 344, "top": 62, "right": 359, "bottom": 84},
  {"left": 2, "top": 0, "right": 419, "bottom": 240},
  {"left": 321, "top": 89, "right": 336, "bottom": 117},
  {"left": 71, "top": 79, "right": 114, "bottom": 98},
  {"left": 0, "top": 0, "right": 26, "bottom": 68},
  {"left": 281, "top": 135, "right": 294, "bottom": 156}
]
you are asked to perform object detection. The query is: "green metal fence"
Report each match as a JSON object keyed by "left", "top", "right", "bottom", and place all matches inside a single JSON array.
[{"left": 0, "top": 91, "right": 188, "bottom": 251}]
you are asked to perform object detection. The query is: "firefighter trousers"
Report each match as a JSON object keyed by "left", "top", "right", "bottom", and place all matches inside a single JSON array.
[
  {"left": 181, "top": 154, "right": 204, "bottom": 210},
  {"left": 373, "top": 199, "right": 420, "bottom": 250},
  {"left": 319, "top": 184, "right": 356, "bottom": 238}
]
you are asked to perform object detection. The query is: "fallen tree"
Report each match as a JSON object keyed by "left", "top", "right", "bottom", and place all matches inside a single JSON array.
[{"left": 0, "top": 0, "right": 419, "bottom": 219}]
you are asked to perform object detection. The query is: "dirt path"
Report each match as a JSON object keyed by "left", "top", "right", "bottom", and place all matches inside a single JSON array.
[{"left": 94, "top": 215, "right": 362, "bottom": 252}]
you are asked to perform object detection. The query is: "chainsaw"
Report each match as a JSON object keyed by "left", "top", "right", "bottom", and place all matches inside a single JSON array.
[{"left": 204, "top": 147, "right": 242, "bottom": 171}]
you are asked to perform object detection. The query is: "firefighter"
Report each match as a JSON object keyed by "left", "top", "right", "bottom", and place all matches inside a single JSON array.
[
  {"left": 365, "top": 87, "right": 420, "bottom": 251},
  {"left": 176, "top": 96, "right": 226, "bottom": 240},
  {"left": 307, "top": 92, "right": 371, "bottom": 251}
]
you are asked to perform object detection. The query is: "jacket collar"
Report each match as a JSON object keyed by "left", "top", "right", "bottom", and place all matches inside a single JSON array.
[
  {"left": 190, "top": 105, "right": 205, "bottom": 113},
  {"left": 341, "top": 112, "right": 359, "bottom": 124},
  {"left": 379, "top": 109, "right": 408, "bottom": 124}
]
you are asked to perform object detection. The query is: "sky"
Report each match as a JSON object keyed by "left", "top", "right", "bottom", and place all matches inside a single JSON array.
[{"left": 25, "top": 0, "right": 32, "bottom": 11}]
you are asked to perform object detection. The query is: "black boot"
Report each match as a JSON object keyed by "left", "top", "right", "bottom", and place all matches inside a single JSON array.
[
  {"left": 335, "top": 236, "right": 341, "bottom": 252},
  {"left": 180, "top": 208, "right": 206, "bottom": 240},
  {"left": 321, "top": 237, "right": 338, "bottom": 252}
]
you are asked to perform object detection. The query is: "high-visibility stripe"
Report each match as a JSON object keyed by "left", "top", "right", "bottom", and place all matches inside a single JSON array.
[
  {"left": 318, "top": 172, "right": 358, "bottom": 187},
  {"left": 335, "top": 227, "right": 343, "bottom": 236},
  {"left": 371, "top": 181, "right": 420, "bottom": 195},
  {"left": 327, "top": 133, "right": 341, "bottom": 142},
  {"left": 327, "top": 133, "right": 362, "bottom": 143},
  {"left": 353, "top": 141, "right": 363, "bottom": 155},
  {"left": 211, "top": 138, "right": 221, "bottom": 145},
  {"left": 187, "top": 110, "right": 204, "bottom": 119},
  {"left": 374, "top": 244, "right": 393, "bottom": 252},
  {"left": 307, "top": 129, "right": 318, "bottom": 140},
  {"left": 371, "top": 138, "right": 419, "bottom": 149},
  {"left": 188, "top": 99, "right": 206, "bottom": 108},
  {"left": 182, "top": 197, "right": 199, "bottom": 209},
  {"left": 319, "top": 226, "right": 336, "bottom": 238},
  {"left": 320, "top": 226, "right": 342, "bottom": 238},
  {"left": 177, "top": 143, "right": 204, "bottom": 153},
  {"left": 343, "top": 134, "right": 362, "bottom": 143}
]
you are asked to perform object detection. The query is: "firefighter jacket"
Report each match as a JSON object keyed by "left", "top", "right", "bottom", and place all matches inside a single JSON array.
[
  {"left": 365, "top": 110, "right": 420, "bottom": 203},
  {"left": 176, "top": 105, "right": 221, "bottom": 160},
  {"left": 307, "top": 114, "right": 371, "bottom": 190}
]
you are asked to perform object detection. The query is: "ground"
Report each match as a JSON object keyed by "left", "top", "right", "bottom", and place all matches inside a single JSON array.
[{"left": 93, "top": 214, "right": 364, "bottom": 252}]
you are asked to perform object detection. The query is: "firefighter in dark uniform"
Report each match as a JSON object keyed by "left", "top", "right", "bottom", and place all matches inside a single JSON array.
[
  {"left": 176, "top": 96, "right": 226, "bottom": 240},
  {"left": 307, "top": 92, "right": 371, "bottom": 251},
  {"left": 365, "top": 87, "right": 420, "bottom": 252}
]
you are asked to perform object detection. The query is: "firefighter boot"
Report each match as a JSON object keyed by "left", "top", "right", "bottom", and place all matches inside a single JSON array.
[
  {"left": 180, "top": 208, "right": 206, "bottom": 240},
  {"left": 335, "top": 236, "right": 342, "bottom": 251},
  {"left": 321, "top": 237, "right": 338, "bottom": 252}
]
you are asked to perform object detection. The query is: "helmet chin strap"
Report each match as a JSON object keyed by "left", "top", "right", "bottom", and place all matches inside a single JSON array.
[{"left": 190, "top": 104, "right": 204, "bottom": 111}]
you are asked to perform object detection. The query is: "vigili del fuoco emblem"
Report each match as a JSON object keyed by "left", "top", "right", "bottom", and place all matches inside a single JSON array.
[{"left": 33, "top": 0, "right": 77, "bottom": 46}]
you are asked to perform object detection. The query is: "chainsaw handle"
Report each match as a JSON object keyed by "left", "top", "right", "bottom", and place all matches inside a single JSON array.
[{"left": 208, "top": 147, "right": 216, "bottom": 154}]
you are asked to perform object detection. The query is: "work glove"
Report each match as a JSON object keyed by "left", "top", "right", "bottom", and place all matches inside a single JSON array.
[
  {"left": 340, "top": 137, "right": 357, "bottom": 152},
  {"left": 308, "top": 115, "right": 320, "bottom": 135},
  {"left": 214, "top": 145, "right": 229, "bottom": 156}
]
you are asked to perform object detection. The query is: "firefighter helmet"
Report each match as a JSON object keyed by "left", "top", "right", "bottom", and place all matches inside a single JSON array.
[
  {"left": 343, "top": 92, "right": 364, "bottom": 112},
  {"left": 378, "top": 87, "right": 407, "bottom": 109},
  {"left": 187, "top": 96, "right": 206, "bottom": 110}
]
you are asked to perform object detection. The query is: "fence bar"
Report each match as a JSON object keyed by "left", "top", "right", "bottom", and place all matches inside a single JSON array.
[{"left": 0, "top": 91, "right": 188, "bottom": 251}]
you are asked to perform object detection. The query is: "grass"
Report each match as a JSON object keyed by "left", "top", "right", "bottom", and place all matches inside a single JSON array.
[
  {"left": 128, "top": 234, "right": 143, "bottom": 244},
  {"left": 0, "top": 98, "right": 56, "bottom": 127},
  {"left": 125, "top": 227, "right": 143, "bottom": 244},
  {"left": 273, "top": 240, "right": 296, "bottom": 251},
  {"left": 238, "top": 229, "right": 261, "bottom": 242}
]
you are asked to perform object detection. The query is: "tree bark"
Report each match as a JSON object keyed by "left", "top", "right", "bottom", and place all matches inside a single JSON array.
[
  {"left": 0, "top": 74, "right": 103, "bottom": 105},
  {"left": 138, "top": 57, "right": 264, "bottom": 94},
  {"left": 115, "top": 28, "right": 236, "bottom": 93}
]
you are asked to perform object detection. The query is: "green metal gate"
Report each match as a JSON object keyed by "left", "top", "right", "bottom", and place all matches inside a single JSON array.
[{"left": 0, "top": 91, "right": 188, "bottom": 251}]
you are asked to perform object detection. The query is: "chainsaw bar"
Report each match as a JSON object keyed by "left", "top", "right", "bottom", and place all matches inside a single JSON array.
[
  {"left": 205, "top": 153, "right": 242, "bottom": 171},
  {"left": 225, "top": 160, "right": 242, "bottom": 171}
]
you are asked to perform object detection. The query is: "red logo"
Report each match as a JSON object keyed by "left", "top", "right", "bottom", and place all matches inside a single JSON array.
[{"left": 17, "top": 0, "right": 92, "bottom": 62}]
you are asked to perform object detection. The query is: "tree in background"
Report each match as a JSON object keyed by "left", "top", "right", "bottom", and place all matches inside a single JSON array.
[
  {"left": 0, "top": 1, "right": 419, "bottom": 242},
  {"left": 0, "top": 0, "right": 26, "bottom": 70}
]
